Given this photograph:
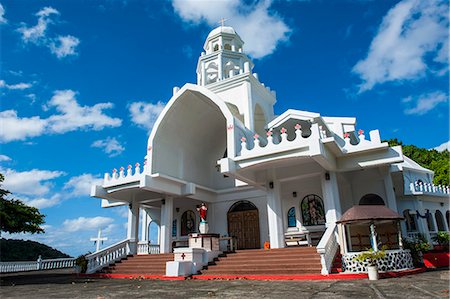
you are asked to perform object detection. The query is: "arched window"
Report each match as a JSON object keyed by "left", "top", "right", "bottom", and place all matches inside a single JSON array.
[
  {"left": 172, "top": 219, "right": 177, "bottom": 237},
  {"left": 403, "top": 209, "right": 417, "bottom": 232},
  {"left": 446, "top": 210, "right": 450, "bottom": 228},
  {"left": 426, "top": 210, "right": 435, "bottom": 232},
  {"left": 148, "top": 221, "right": 159, "bottom": 244},
  {"left": 359, "top": 194, "right": 385, "bottom": 205},
  {"left": 435, "top": 210, "right": 446, "bottom": 231},
  {"left": 213, "top": 44, "right": 219, "bottom": 51},
  {"left": 224, "top": 44, "right": 231, "bottom": 50},
  {"left": 181, "top": 210, "right": 196, "bottom": 236},
  {"left": 287, "top": 207, "right": 296, "bottom": 227},
  {"left": 301, "top": 194, "right": 325, "bottom": 226}
]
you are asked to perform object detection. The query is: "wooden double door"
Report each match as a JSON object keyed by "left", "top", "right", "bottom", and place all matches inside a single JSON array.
[{"left": 227, "top": 209, "right": 260, "bottom": 249}]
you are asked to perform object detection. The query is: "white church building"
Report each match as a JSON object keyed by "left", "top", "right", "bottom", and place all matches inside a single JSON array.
[{"left": 91, "top": 26, "right": 450, "bottom": 275}]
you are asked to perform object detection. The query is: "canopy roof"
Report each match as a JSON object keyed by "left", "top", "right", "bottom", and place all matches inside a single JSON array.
[{"left": 337, "top": 205, "right": 403, "bottom": 224}]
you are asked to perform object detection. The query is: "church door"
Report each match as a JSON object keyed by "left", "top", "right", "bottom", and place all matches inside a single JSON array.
[{"left": 227, "top": 201, "right": 260, "bottom": 249}]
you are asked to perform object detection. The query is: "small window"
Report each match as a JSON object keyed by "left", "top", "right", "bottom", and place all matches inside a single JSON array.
[
  {"left": 224, "top": 44, "right": 231, "bottom": 50},
  {"left": 301, "top": 194, "right": 325, "bottom": 226},
  {"left": 172, "top": 219, "right": 177, "bottom": 237},
  {"left": 359, "top": 194, "right": 385, "bottom": 205},
  {"left": 213, "top": 44, "right": 219, "bottom": 51},
  {"left": 181, "top": 210, "right": 196, "bottom": 236},
  {"left": 403, "top": 209, "right": 417, "bottom": 232},
  {"left": 287, "top": 207, "right": 296, "bottom": 227},
  {"left": 435, "top": 210, "right": 446, "bottom": 231}
]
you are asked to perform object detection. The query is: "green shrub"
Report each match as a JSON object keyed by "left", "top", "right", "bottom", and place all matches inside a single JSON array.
[
  {"left": 354, "top": 248, "right": 386, "bottom": 266},
  {"left": 75, "top": 255, "right": 88, "bottom": 273}
]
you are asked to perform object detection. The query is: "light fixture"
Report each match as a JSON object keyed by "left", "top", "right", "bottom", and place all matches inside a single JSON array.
[
  {"left": 325, "top": 173, "right": 330, "bottom": 180},
  {"left": 293, "top": 192, "right": 297, "bottom": 198},
  {"left": 161, "top": 199, "right": 165, "bottom": 205},
  {"left": 269, "top": 182, "right": 274, "bottom": 189},
  {"left": 176, "top": 207, "right": 180, "bottom": 213}
]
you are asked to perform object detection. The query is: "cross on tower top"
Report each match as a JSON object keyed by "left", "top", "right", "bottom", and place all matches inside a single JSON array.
[{"left": 218, "top": 17, "right": 228, "bottom": 27}]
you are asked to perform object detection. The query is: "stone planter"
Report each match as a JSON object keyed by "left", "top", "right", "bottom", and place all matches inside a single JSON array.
[{"left": 367, "top": 265, "right": 379, "bottom": 280}]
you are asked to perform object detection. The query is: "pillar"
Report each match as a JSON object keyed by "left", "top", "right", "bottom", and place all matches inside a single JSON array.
[
  {"left": 127, "top": 199, "right": 140, "bottom": 254},
  {"left": 370, "top": 223, "right": 378, "bottom": 251},
  {"left": 413, "top": 200, "right": 431, "bottom": 243},
  {"left": 160, "top": 196, "right": 174, "bottom": 253},
  {"left": 141, "top": 208, "right": 149, "bottom": 242},
  {"left": 218, "top": 53, "right": 223, "bottom": 80},
  {"left": 321, "top": 172, "right": 342, "bottom": 226},
  {"left": 201, "top": 61, "right": 206, "bottom": 86},
  {"left": 381, "top": 168, "right": 398, "bottom": 211},
  {"left": 266, "top": 174, "right": 285, "bottom": 249}
]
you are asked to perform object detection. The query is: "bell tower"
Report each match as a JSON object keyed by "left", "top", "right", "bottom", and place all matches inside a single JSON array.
[
  {"left": 196, "top": 26, "right": 253, "bottom": 85},
  {"left": 196, "top": 26, "right": 276, "bottom": 136}
]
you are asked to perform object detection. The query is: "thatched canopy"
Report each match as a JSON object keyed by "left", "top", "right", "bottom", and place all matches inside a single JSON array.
[{"left": 337, "top": 205, "right": 403, "bottom": 224}]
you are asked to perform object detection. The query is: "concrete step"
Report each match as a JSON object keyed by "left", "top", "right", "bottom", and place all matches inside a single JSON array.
[
  {"left": 201, "top": 268, "right": 321, "bottom": 275},
  {"left": 216, "top": 254, "right": 321, "bottom": 261},
  {"left": 205, "top": 264, "right": 322, "bottom": 271}
]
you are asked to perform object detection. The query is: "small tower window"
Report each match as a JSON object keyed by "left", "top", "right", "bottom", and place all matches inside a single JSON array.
[
  {"left": 224, "top": 44, "right": 231, "bottom": 50},
  {"left": 213, "top": 44, "right": 219, "bottom": 51}
]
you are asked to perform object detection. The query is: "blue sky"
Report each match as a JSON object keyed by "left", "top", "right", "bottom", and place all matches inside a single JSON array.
[{"left": 0, "top": 0, "right": 448, "bottom": 257}]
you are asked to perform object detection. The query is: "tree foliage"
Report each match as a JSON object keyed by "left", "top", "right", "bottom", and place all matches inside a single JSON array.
[
  {"left": 0, "top": 238, "right": 71, "bottom": 261},
  {"left": 0, "top": 173, "right": 45, "bottom": 234},
  {"left": 386, "top": 139, "right": 449, "bottom": 185}
]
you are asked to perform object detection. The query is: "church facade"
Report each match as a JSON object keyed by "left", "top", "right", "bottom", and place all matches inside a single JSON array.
[{"left": 91, "top": 26, "right": 450, "bottom": 274}]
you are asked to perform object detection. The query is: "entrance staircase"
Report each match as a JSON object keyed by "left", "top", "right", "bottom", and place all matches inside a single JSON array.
[
  {"left": 198, "top": 247, "right": 322, "bottom": 276},
  {"left": 98, "top": 253, "right": 173, "bottom": 275}
]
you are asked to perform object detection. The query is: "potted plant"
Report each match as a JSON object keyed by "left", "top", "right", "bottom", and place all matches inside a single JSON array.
[
  {"left": 354, "top": 248, "right": 386, "bottom": 280},
  {"left": 403, "top": 233, "right": 431, "bottom": 267},
  {"left": 75, "top": 254, "right": 88, "bottom": 274},
  {"left": 432, "top": 231, "right": 450, "bottom": 252}
]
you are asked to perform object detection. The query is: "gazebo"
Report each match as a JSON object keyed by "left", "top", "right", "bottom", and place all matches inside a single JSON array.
[{"left": 336, "top": 205, "right": 414, "bottom": 273}]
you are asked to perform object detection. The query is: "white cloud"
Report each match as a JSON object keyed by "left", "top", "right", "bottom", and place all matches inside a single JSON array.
[
  {"left": 129, "top": 101, "right": 165, "bottom": 131},
  {"left": 0, "top": 154, "right": 11, "bottom": 162},
  {"left": 172, "top": 0, "right": 291, "bottom": 59},
  {"left": 0, "top": 3, "right": 7, "bottom": 24},
  {"left": 353, "top": 0, "right": 448, "bottom": 92},
  {"left": 62, "top": 216, "right": 115, "bottom": 232},
  {"left": 17, "top": 6, "right": 59, "bottom": 44},
  {"left": 0, "top": 110, "right": 47, "bottom": 142},
  {"left": 403, "top": 91, "right": 448, "bottom": 115},
  {"left": 91, "top": 137, "right": 125, "bottom": 157},
  {"left": 46, "top": 90, "right": 122, "bottom": 133},
  {"left": 0, "top": 79, "right": 33, "bottom": 90},
  {"left": 2, "top": 168, "right": 65, "bottom": 196},
  {"left": 0, "top": 90, "right": 122, "bottom": 143},
  {"left": 17, "top": 6, "right": 80, "bottom": 59},
  {"left": 64, "top": 173, "right": 102, "bottom": 197},
  {"left": 433, "top": 141, "right": 450, "bottom": 152},
  {"left": 25, "top": 194, "right": 62, "bottom": 209},
  {"left": 50, "top": 35, "right": 80, "bottom": 58}
]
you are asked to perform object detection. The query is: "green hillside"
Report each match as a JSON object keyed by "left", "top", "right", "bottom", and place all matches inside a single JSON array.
[{"left": 0, "top": 238, "right": 71, "bottom": 262}]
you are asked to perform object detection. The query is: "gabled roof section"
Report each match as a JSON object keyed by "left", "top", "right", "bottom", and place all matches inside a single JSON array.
[
  {"left": 394, "top": 155, "right": 434, "bottom": 174},
  {"left": 267, "top": 109, "right": 321, "bottom": 129}
]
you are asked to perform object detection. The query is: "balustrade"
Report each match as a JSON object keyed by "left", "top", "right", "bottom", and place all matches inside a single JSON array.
[
  {"left": 410, "top": 181, "right": 450, "bottom": 195},
  {"left": 0, "top": 256, "right": 75, "bottom": 273},
  {"left": 86, "top": 239, "right": 131, "bottom": 274},
  {"left": 316, "top": 224, "right": 338, "bottom": 275}
]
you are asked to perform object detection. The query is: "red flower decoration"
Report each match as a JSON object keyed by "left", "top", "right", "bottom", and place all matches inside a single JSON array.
[
  {"left": 227, "top": 124, "right": 234, "bottom": 130},
  {"left": 112, "top": 168, "right": 117, "bottom": 173},
  {"left": 344, "top": 133, "right": 350, "bottom": 138},
  {"left": 295, "top": 124, "right": 301, "bottom": 130},
  {"left": 135, "top": 162, "right": 140, "bottom": 167},
  {"left": 281, "top": 127, "right": 287, "bottom": 134},
  {"left": 254, "top": 134, "right": 259, "bottom": 139},
  {"left": 128, "top": 165, "right": 132, "bottom": 169},
  {"left": 120, "top": 167, "right": 124, "bottom": 171},
  {"left": 266, "top": 130, "right": 273, "bottom": 137},
  {"left": 358, "top": 129, "right": 364, "bottom": 135},
  {"left": 144, "top": 160, "right": 148, "bottom": 165},
  {"left": 241, "top": 137, "right": 246, "bottom": 142},
  {"left": 147, "top": 146, "right": 152, "bottom": 151}
]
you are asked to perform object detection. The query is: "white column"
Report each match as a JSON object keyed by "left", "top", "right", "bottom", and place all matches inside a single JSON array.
[
  {"left": 266, "top": 176, "right": 285, "bottom": 249},
  {"left": 431, "top": 211, "right": 438, "bottom": 232},
  {"left": 321, "top": 172, "right": 342, "bottom": 226},
  {"left": 141, "top": 208, "right": 149, "bottom": 242},
  {"left": 413, "top": 200, "right": 431, "bottom": 243},
  {"left": 127, "top": 199, "right": 140, "bottom": 254},
  {"left": 218, "top": 53, "right": 223, "bottom": 80},
  {"left": 160, "top": 196, "right": 174, "bottom": 253},
  {"left": 370, "top": 223, "right": 378, "bottom": 251},
  {"left": 201, "top": 61, "right": 206, "bottom": 86},
  {"left": 382, "top": 168, "right": 398, "bottom": 211}
]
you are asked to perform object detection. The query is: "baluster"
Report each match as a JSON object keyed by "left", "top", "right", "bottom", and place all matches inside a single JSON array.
[
  {"left": 112, "top": 168, "right": 118, "bottom": 179},
  {"left": 266, "top": 130, "right": 274, "bottom": 145},
  {"left": 119, "top": 167, "right": 125, "bottom": 178},
  {"left": 240, "top": 137, "right": 248, "bottom": 154},
  {"left": 127, "top": 165, "right": 132, "bottom": 177},
  {"left": 343, "top": 132, "right": 350, "bottom": 146},
  {"left": 135, "top": 163, "right": 141, "bottom": 175},
  {"left": 294, "top": 124, "right": 302, "bottom": 141},
  {"left": 253, "top": 134, "right": 260, "bottom": 150},
  {"left": 280, "top": 127, "right": 288, "bottom": 143}
]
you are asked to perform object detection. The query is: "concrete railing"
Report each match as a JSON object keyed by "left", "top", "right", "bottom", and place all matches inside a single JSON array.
[
  {"left": 410, "top": 181, "right": 450, "bottom": 195},
  {"left": 137, "top": 241, "right": 160, "bottom": 255},
  {"left": 0, "top": 256, "right": 75, "bottom": 273},
  {"left": 316, "top": 224, "right": 338, "bottom": 275},
  {"left": 86, "top": 239, "right": 132, "bottom": 274}
]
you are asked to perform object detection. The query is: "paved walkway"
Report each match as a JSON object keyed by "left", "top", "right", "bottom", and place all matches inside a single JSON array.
[{"left": 0, "top": 268, "right": 448, "bottom": 298}]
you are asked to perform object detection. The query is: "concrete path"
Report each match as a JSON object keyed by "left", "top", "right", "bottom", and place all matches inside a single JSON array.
[{"left": 1, "top": 268, "right": 448, "bottom": 298}]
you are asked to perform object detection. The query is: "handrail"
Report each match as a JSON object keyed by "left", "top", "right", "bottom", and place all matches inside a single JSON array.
[
  {"left": 0, "top": 257, "right": 75, "bottom": 273},
  {"left": 316, "top": 223, "right": 338, "bottom": 275},
  {"left": 86, "top": 239, "right": 132, "bottom": 274}
]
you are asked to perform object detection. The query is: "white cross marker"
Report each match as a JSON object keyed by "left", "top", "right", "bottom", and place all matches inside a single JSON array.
[{"left": 90, "top": 229, "right": 108, "bottom": 252}]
